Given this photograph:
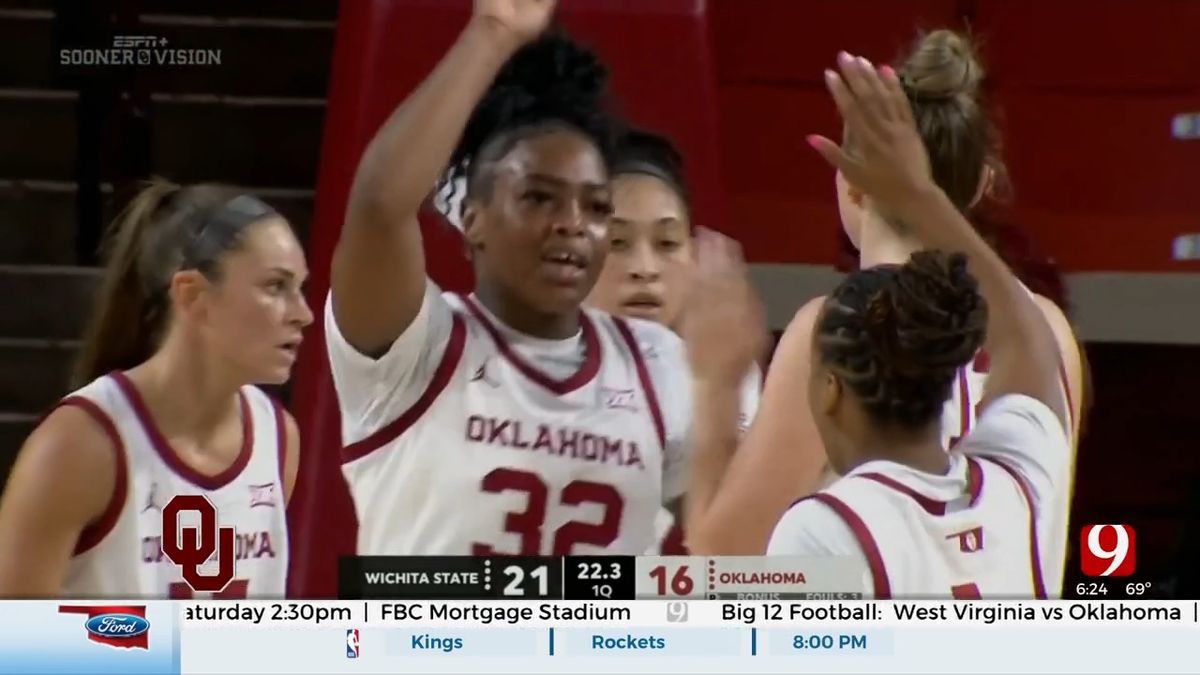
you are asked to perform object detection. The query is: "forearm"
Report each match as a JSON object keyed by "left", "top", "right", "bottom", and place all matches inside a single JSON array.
[
  {"left": 349, "top": 19, "right": 520, "bottom": 223},
  {"left": 683, "top": 378, "right": 742, "bottom": 548}
]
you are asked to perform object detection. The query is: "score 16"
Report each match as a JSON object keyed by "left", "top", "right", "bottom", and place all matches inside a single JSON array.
[{"left": 635, "top": 556, "right": 709, "bottom": 600}]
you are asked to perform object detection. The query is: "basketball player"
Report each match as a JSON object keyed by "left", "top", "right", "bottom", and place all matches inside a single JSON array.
[
  {"left": 685, "top": 32, "right": 1083, "bottom": 594},
  {"left": 0, "top": 180, "right": 311, "bottom": 598},
  {"left": 329, "top": 1, "right": 693, "bottom": 556},
  {"left": 687, "top": 54, "right": 1071, "bottom": 597},
  {"left": 585, "top": 127, "right": 762, "bottom": 552}
]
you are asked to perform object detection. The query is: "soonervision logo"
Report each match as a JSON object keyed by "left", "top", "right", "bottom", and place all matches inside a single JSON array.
[{"left": 58, "top": 606, "right": 150, "bottom": 650}]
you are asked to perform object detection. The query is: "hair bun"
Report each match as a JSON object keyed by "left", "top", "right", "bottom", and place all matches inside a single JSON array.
[
  {"left": 887, "top": 250, "right": 988, "bottom": 375},
  {"left": 899, "top": 29, "right": 983, "bottom": 101},
  {"left": 444, "top": 26, "right": 619, "bottom": 196},
  {"left": 464, "top": 27, "right": 611, "bottom": 147}
]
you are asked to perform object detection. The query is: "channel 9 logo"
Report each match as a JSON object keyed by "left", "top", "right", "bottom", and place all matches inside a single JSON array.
[{"left": 1080, "top": 524, "right": 1136, "bottom": 577}]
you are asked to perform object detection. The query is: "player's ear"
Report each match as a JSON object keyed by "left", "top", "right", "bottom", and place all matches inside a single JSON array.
[
  {"left": 819, "top": 371, "right": 841, "bottom": 415},
  {"left": 169, "top": 269, "right": 209, "bottom": 321},
  {"left": 462, "top": 202, "right": 485, "bottom": 251}
]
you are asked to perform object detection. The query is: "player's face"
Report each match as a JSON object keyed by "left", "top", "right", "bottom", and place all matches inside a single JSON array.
[
  {"left": 466, "top": 130, "right": 613, "bottom": 317},
  {"left": 195, "top": 218, "right": 313, "bottom": 384},
  {"left": 586, "top": 173, "right": 692, "bottom": 327}
]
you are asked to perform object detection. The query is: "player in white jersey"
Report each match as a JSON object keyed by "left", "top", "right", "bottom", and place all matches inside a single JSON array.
[
  {"left": 584, "top": 127, "right": 762, "bottom": 553},
  {"left": 682, "top": 31, "right": 1083, "bottom": 589},
  {"left": 329, "top": 2, "right": 694, "bottom": 556},
  {"left": 0, "top": 180, "right": 312, "bottom": 597},
  {"left": 721, "top": 52, "right": 1071, "bottom": 598}
]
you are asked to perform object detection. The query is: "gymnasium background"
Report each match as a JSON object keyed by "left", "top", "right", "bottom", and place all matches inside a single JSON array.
[{"left": 0, "top": 0, "right": 1196, "bottom": 598}]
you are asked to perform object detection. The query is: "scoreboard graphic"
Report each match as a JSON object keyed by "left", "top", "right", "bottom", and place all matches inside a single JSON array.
[{"left": 340, "top": 555, "right": 868, "bottom": 600}]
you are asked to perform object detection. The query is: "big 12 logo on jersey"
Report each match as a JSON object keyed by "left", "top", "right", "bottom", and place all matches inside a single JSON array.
[{"left": 1080, "top": 524, "right": 1136, "bottom": 577}]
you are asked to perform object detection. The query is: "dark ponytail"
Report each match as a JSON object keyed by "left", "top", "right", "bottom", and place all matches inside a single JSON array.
[
  {"left": 72, "top": 178, "right": 279, "bottom": 388},
  {"left": 74, "top": 179, "right": 180, "bottom": 387}
]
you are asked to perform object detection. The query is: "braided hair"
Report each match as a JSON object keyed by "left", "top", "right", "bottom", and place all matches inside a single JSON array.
[
  {"left": 816, "top": 250, "right": 988, "bottom": 428},
  {"left": 433, "top": 27, "right": 620, "bottom": 228}
]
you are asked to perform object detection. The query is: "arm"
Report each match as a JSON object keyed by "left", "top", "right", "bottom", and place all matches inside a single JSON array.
[
  {"left": 330, "top": 8, "right": 542, "bottom": 355},
  {"left": 677, "top": 229, "right": 769, "bottom": 552},
  {"left": 686, "top": 297, "right": 829, "bottom": 554},
  {"left": 811, "top": 55, "right": 1067, "bottom": 431},
  {"left": 1032, "top": 294, "right": 1084, "bottom": 440},
  {"left": 282, "top": 410, "right": 300, "bottom": 504},
  {"left": 0, "top": 407, "right": 116, "bottom": 597}
]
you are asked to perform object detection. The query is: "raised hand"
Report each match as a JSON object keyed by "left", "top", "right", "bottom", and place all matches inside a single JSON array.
[
  {"left": 807, "top": 52, "right": 934, "bottom": 217},
  {"left": 473, "top": 0, "right": 557, "bottom": 48},
  {"left": 680, "top": 228, "right": 766, "bottom": 386}
]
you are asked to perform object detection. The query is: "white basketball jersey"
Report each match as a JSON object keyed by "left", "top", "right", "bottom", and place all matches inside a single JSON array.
[
  {"left": 811, "top": 455, "right": 1045, "bottom": 598},
  {"left": 59, "top": 372, "right": 289, "bottom": 599},
  {"left": 341, "top": 294, "right": 670, "bottom": 556},
  {"left": 942, "top": 351, "right": 1076, "bottom": 595}
]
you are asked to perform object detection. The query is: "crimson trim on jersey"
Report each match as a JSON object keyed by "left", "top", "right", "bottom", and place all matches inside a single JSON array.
[
  {"left": 981, "top": 457, "right": 1048, "bottom": 599},
  {"left": 612, "top": 317, "right": 666, "bottom": 451},
  {"left": 53, "top": 397, "right": 128, "bottom": 556},
  {"left": 809, "top": 493, "right": 891, "bottom": 599},
  {"left": 341, "top": 313, "right": 467, "bottom": 463},
  {"left": 857, "top": 473, "right": 946, "bottom": 516},
  {"left": 459, "top": 294, "right": 601, "bottom": 395},
  {"left": 857, "top": 457, "right": 985, "bottom": 515},
  {"left": 660, "top": 522, "right": 688, "bottom": 555},
  {"left": 967, "top": 457, "right": 985, "bottom": 507},
  {"left": 110, "top": 370, "right": 253, "bottom": 490}
]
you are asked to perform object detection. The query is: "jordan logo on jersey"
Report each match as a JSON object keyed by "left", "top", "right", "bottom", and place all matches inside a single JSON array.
[
  {"left": 947, "top": 526, "right": 985, "bottom": 553},
  {"left": 249, "top": 483, "right": 277, "bottom": 509},
  {"left": 469, "top": 360, "right": 499, "bottom": 387},
  {"left": 141, "top": 483, "right": 160, "bottom": 514}
]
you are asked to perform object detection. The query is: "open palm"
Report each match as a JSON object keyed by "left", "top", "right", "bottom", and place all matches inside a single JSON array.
[{"left": 474, "top": 0, "right": 557, "bottom": 45}]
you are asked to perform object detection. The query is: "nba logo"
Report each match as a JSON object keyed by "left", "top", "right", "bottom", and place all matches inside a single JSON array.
[
  {"left": 1080, "top": 524, "right": 1137, "bottom": 577},
  {"left": 346, "top": 629, "right": 360, "bottom": 658}
]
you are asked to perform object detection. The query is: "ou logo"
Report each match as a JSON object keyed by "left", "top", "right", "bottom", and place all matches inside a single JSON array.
[{"left": 161, "top": 495, "right": 235, "bottom": 592}]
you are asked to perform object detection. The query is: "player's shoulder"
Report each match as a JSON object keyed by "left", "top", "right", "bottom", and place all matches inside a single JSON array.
[
  {"left": 769, "top": 492, "right": 861, "bottom": 555},
  {"left": 21, "top": 394, "right": 122, "bottom": 491},
  {"left": 773, "top": 295, "right": 827, "bottom": 355}
]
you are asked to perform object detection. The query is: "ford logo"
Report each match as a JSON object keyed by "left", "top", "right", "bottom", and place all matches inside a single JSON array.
[{"left": 84, "top": 614, "right": 150, "bottom": 639}]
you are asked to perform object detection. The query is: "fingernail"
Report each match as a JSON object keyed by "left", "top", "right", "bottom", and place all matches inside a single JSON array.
[
  {"left": 806, "top": 135, "right": 822, "bottom": 149},
  {"left": 824, "top": 68, "right": 838, "bottom": 82},
  {"left": 837, "top": 51, "right": 852, "bottom": 65},
  {"left": 857, "top": 56, "right": 873, "bottom": 69},
  {"left": 880, "top": 65, "right": 897, "bottom": 80}
]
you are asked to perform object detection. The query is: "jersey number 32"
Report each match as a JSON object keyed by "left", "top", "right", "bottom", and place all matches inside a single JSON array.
[{"left": 471, "top": 467, "right": 624, "bottom": 555}]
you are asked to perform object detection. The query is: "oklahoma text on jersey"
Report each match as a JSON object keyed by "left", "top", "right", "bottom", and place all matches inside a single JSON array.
[{"left": 331, "top": 286, "right": 692, "bottom": 556}]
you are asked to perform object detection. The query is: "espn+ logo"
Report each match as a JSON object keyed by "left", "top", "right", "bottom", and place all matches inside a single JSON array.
[{"left": 1080, "top": 524, "right": 1136, "bottom": 577}]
